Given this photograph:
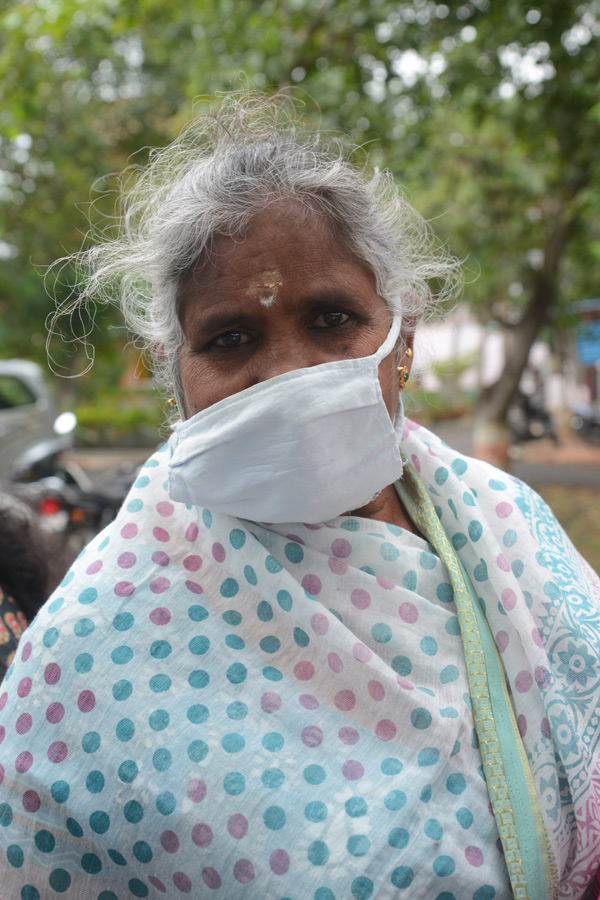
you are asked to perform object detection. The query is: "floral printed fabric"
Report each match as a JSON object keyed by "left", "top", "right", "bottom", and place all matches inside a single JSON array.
[{"left": 0, "top": 421, "right": 598, "bottom": 900}]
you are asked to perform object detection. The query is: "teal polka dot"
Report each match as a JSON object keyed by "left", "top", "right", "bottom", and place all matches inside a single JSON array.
[
  {"left": 473, "top": 559, "right": 488, "bottom": 582},
  {"left": 284, "top": 542, "right": 304, "bottom": 563},
  {"left": 388, "top": 828, "right": 409, "bottom": 849},
  {"left": 152, "top": 748, "right": 172, "bottom": 771},
  {"left": 229, "top": 528, "right": 246, "bottom": 549},
  {"left": 304, "top": 764, "right": 326, "bottom": 785},
  {"left": 260, "top": 636, "right": 281, "bottom": 653},
  {"left": 7, "top": 844, "right": 24, "bottom": 867},
  {"left": 402, "top": 569, "right": 417, "bottom": 590},
  {"left": 411, "top": 708, "right": 432, "bottom": 729},
  {"left": 222, "top": 733, "right": 245, "bottom": 753},
  {"left": 187, "top": 704, "right": 209, "bottom": 724},
  {"left": 351, "top": 876, "right": 374, "bottom": 899},
  {"left": 225, "top": 635, "right": 244, "bottom": 652},
  {"left": 21, "top": 885, "right": 40, "bottom": 900},
  {"left": 512, "top": 560, "right": 524, "bottom": 578},
  {"left": 359, "top": 565, "right": 375, "bottom": 576},
  {"left": 305, "top": 801, "right": 327, "bottom": 822},
  {"left": 345, "top": 796, "right": 368, "bottom": 817},
  {"left": 257, "top": 601, "right": 273, "bottom": 621},
  {"left": 48, "top": 596, "right": 64, "bottom": 614},
  {"left": 149, "top": 674, "right": 171, "bottom": 693},
  {"left": 226, "top": 701, "right": 248, "bottom": 721},
  {"left": 133, "top": 841, "right": 153, "bottom": 863},
  {"left": 445, "top": 616, "right": 461, "bottom": 636},
  {"left": 150, "top": 640, "right": 171, "bottom": 660},
  {"left": 489, "top": 478, "right": 506, "bottom": 491},
  {"left": 89, "top": 811, "right": 110, "bottom": 834},
  {"left": 61, "top": 571, "right": 75, "bottom": 586},
  {"left": 35, "top": 830, "right": 55, "bottom": 853},
  {"left": 66, "top": 818, "right": 83, "bottom": 837},
  {"left": 0, "top": 803, "right": 12, "bottom": 826},
  {"left": 188, "top": 669, "right": 210, "bottom": 688},
  {"left": 380, "top": 541, "right": 399, "bottom": 562},
  {"left": 452, "top": 533, "right": 468, "bottom": 551},
  {"left": 188, "top": 740, "right": 208, "bottom": 762},
  {"left": 149, "top": 709, "right": 169, "bottom": 731},
  {"left": 265, "top": 555, "right": 283, "bottom": 574},
  {"left": 48, "top": 869, "right": 71, "bottom": 892},
  {"left": 116, "top": 719, "right": 135, "bottom": 742},
  {"left": 107, "top": 849, "right": 126, "bottom": 866},
  {"left": 127, "top": 498, "right": 143, "bottom": 513},
  {"left": 418, "top": 747, "right": 440, "bottom": 766},
  {"left": 128, "top": 879, "right": 149, "bottom": 898},
  {"left": 381, "top": 757, "right": 402, "bottom": 775},
  {"left": 347, "top": 835, "right": 370, "bottom": 857},
  {"left": 420, "top": 635, "right": 438, "bottom": 655},
  {"left": 314, "top": 889, "right": 335, "bottom": 900},
  {"left": 372, "top": 623, "right": 392, "bottom": 643},
  {"left": 134, "top": 475, "right": 149, "bottom": 488},
  {"left": 78, "top": 587, "right": 98, "bottom": 605},
  {"left": 341, "top": 518, "right": 360, "bottom": 530},
  {"left": 243, "top": 565, "right": 257, "bottom": 585},
  {"left": 74, "top": 618, "right": 94, "bottom": 637},
  {"left": 262, "top": 666, "right": 283, "bottom": 681},
  {"left": 220, "top": 578, "right": 239, "bottom": 598},
  {"left": 156, "top": 792, "right": 175, "bottom": 815},
  {"left": 436, "top": 583, "right": 454, "bottom": 604},
  {"left": 189, "top": 635, "right": 210, "bottom": 655},
  {"left": 503, "top": 529, "right": 517, "bottom": 548},
  {"left": 262, "top": 767, "right": 284, "bottom": 789},
  {"left": 112, "top": 679, "right": 133, "bottom": 701},
  {"left": 391, "top": 867, "right": 413, "bottom": 888},
  {"left": 433, "top": 855, "right": 455, "bottom": 876},
  {"left": 440, "top": 664, "right": 459, "bottom": 683},
  {"left": 451, "top": 458, "right": 468, "bottom": 476},
  {"left": 468, "top": 520, "right": 483, "bottom": 542},
  {"left": 456, "top": 807, "right": 473, "bottom": 829},
  {"left": 440, "top": 707, "right": 459, "bottom": 718},
  {"left": 202, "top": 508, "right": 212, "bottom": 528},
  {"left": 391, "top": 655, "right": 412, "bottom": 676},
  {"left": 98, "top": 893, "right": 119, "bottom": 900},
  {"left": 435, "top": 466, "right": 449, "bottom": 485},
  {"left": 82, "top": 732, "right": 100, "bottom": 753},
  {"left": 81, "top": 852, "right": 102, "bottom": 874},
  {"left": 86, "top": 771, "right": 104, "bottom": 793},
  {"left": 264, "top": 806, "right": 286, "bottom": 829},
  {"left": 473, "top": 887, "right": 496, "bottom": 900},
  {"left": 113, "top": 612, "right": 134, "bottom": 632},
  {"left": 226, "top": 663, "right": 246, "bottom": 684},
  {"left": 50, "top": 781, "right": 71, "bottom": 803},
  {"left": 463, "top": 490, "right": 476, "bottom": 506},
  {"left": 224, "top": 772, "right": 245, "bottom": 795},
  {"left": 188, "top": 604, "right": 208, "bottom": 622},
  {"left": 384, "top": 789, "right": 406, "bottom": 811},
  {"left": 446, "top": 773, "right": 466, "bottom": 795},
  {"left": 424, "top": 818, "right": 443, "bottom": 840},
  {"left": 308, "top": 840, "right": 330, "bottom": 864},
  {"left": 294, "top": 627, "right": 309, "bottom": 647},
  {"left": 43, "top": 628, "right": 59, "bottom": 648},
  {"left": 118, "top": 760, "right": 138, "bottom": 783},
  {"left": 420, "top": 551, "right": 437, "bottom": 570},
  {"left": 262, "top": 732, "right": 284, "bottom": 752},
  {"left": 277, "top": 590, "right": 293, "bottom": 611}
]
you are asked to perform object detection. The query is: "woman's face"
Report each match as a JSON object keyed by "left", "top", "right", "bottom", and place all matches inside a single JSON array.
[{"left": 177, "top": 203, "right": 410, "bottom": 419}]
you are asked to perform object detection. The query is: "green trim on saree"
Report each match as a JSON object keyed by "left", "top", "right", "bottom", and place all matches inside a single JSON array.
[{"left": 396, "top": 461, "right": 558, "bottom": 900}]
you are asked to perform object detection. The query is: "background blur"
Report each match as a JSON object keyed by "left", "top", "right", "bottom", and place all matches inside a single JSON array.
[{"left": 0, "top": 0, "right": 599, "bottom": 571}]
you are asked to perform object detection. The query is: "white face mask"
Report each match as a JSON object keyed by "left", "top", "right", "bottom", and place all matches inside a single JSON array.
[{"left": 168, "top": 317, "right": 405, "bottom": 524}]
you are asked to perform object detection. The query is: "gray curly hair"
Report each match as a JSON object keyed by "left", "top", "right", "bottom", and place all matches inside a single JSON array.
[{"left": 49, "top": 93, "right": 460, "bottom": 414}]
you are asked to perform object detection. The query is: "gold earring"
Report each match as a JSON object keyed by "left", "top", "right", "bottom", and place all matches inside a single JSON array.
[
  {"left": 167, "top": 383, "right": 179, "bottom": 414},
  {"left": 397, "top": 365, "right": 410, "bottom": 388},
  {"left": 406, "top": 348, "right": 413, "bottom": 359}
]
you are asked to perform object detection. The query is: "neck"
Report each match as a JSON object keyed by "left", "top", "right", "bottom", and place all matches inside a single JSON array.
[{"left": 346, "top": 483, "right": 421, "bottom": 536}]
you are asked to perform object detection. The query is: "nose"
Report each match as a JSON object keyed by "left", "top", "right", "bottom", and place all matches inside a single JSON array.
[{"left": 255, "top": 337, "right": 317, "bottom": 384}]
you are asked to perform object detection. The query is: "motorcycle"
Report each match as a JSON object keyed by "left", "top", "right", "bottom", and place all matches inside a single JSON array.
[
  {"left": 507, "top": 390, "right": 559, "bottom": 446},
  {"left": 570, "top": 403, "right": 600, "bottom": 445}
]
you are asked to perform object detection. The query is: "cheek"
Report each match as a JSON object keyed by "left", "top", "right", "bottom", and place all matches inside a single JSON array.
[{"left": 377, "top": 355, "right": 400, "bottom": 422}]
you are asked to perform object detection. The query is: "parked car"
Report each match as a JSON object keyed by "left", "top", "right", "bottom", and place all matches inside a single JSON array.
[{"left": 0, "top": 359, "right": 76, "bottom": 480}]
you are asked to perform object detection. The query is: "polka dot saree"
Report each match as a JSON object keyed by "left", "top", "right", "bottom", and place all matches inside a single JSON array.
[{"left": 0, "top": 421, "right": 598, "bottom": 899}]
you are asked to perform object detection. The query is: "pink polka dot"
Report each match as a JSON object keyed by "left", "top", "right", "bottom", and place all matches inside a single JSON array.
[
  {"left": 465, "top": 846, "right": 483, "bottom": 867},
  {"left": 517, "top": 714, "right": 527, "bottom": 737},
  {"left": 406, "top": 419, "right": 420, "bottom": 431},
  {"left": 48, "top": 741, "right": 68, "bottom": 763},
  {"left": 153, "top": 527, "right": 170, "bottom": 543},
  {"left": 17, "top": 679, "right": 31, "bottom": 698},
  {"left": 410, "top": 453, "right": 421, "bottom": 472},
  {"left": 185, "top": 581, "right": 203, "bottom": 594},
  {"left": 328, "top": 557, "right": 348, "bottom": 575},
  {"left": 192, "top": 823, "right": 213, "bottom": 847},
  {"left": 376, "top": 578, "right": 395, "bottom": 590},
  {"left": 183, "top": 555, "right": 202, "bottom": 572},
  {"left": 302, "top": 574, "right": 322, "bottom": 595},
  {"left": 150, "top": 607, "right": 171, "bottom": 626},
  {"left": 376, "top": 719, "right": 397, "bottom": 741},
  {"left": 327, "top": 652, "right": 343, "bottom": 673},
  {"left": 212, "top": 543, "right": 225, "bottom": 562},
  {"left": 299, "top": 694, "right": 319, "bottom": 710},
  {"left": 501, "top": 588, "right": 517, "bottom": 611},
  {"left": 331, "top": 538, "right": 351, "bottom": 559},
  {"left": 173, "top": 872, "right": 192, "bottom": 893},
  {"left": 311, "top": 613, "right": 329, "bottom": 635},
  {"left": 294, "top": 661, "right": 314, "bottom": 681},
  {"left": 78, "top": 690, "right": 95, "bottom": 713},
  {"left": 86, "top": 560, "right": 103, "bottom": 575},
  {"left": 115, "top": 581, "right": 135, "bottom": 597},
  {"left": 117, "top": 552, "right": 136, "bottom": 569},
  {"left": 352, "top": 642, "right": 372, "bottom": 663},
  {"left": 541, "top": 718, "right": 551, "bottom": 739},
  {"left": 44, "top": 698, "right": 64, "bottom": 725},
  {"left": 270, "top": 849, "right": 290, "bottom": 875},
  {"left": 338, "top": 726, "right": 360, "bottom": 745},
  {"left": 16, "top": 713, "right": 32, "bottom": 734},
  {"left": 157, "top": 501, "right": 174, "bottom": 517},
  {"left": 121, "top": 523, "right": 138, "bottom": 539},
  {"left": 285, "top": 533, "right": 305, "bottom": 544},
  {"left": 161, "top": 830, "right": 180, "bottom": 853},
  {"left": 152, "top": 551, "right": 170, "bottom": 567},
  {"left": 396, "top": 676, "right": 414, "bottom": 690},
  {"left": 532, "top": 628, "right": 543, "bottom": 647},
  {"left": 399, "top": 602, "right": 418, "bottom": 623},
  {"left": 368, "top": 680, "right": 385, "bottom": 701},
  {"left": 201, "top": 867, "right": 221, "bottom": 890},
  {"left": 233, "top": 859, "right": 255, "bottom": 884},
  {"left": 0, "top": 692, "right": 7, "bottom": 711},
  {"left": 21, "top": 642, "right": 32, "bottom": 662},
  {"left": 301, "top": 725, "right": 323, "bottom": 747},
  {"left": 515, "top": 670, "right": 533, "bottom": 693},
  {"left": 44, "top": 663, "right": 60, "bottom": 685},
  {"left": 148, "top": 876, "right": 167, "bottom": 893},
  {"left": 496, "top": 631, "right": 509, "bottom": 653},
  {"left": 535, "top": 666, "right": 552, "bottom": 690},
  {"left": 342, "top": 760, "right": 364, "bottom": 781},
  {"left": 0, "top": 725, "right": 4, "bottom": 745},
  {"left": 186, "top": 523, "right": 199, "bottom": 542},
  {"left": 23, "top": 790, "right": 40, "bottom": 812},
  {"left": 0, "top": 763, "right": 4, "bottom": 783},
  {"left": 496, "top": 502, "right": 513, "bottom": 518},
  {"left": 15, "top": 751, "right": 33, "bottom": 773},
  {"left": 335, "top": 689, "right": 356, "bottom": 711},
  {"left": 227, "top": 814, "right": 248, "bottom": 839},
  {"left": 150, "top": 577, "right": 170, "bottom": 594},
  {"left": 187, "top": 779, "right": 207, "bottom": 802},
  {"left": 497, "top": 554, "right": 510, "bottom": 572},
  {"left": 261, "top": 692, "right": 282, "bottom": 713},
  {"left": 351, "top": 589, "right": 370, "bottom": 610}
]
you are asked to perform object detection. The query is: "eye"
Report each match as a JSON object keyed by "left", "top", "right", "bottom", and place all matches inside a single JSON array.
[
  {"left": 312, "top": 311, "right": 352, "bottom": 328},
  {"left": 212, "top": 330, "right": 251, "bottom": 349}
]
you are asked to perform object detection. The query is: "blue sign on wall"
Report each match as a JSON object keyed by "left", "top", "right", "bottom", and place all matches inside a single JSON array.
[{"left": 577, "top": 320, "right": 600, "bottom": 366}]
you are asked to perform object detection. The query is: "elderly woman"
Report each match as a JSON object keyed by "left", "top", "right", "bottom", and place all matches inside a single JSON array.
[{"left": 1, "top": 97, "right": 599, "bottom": 900}]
